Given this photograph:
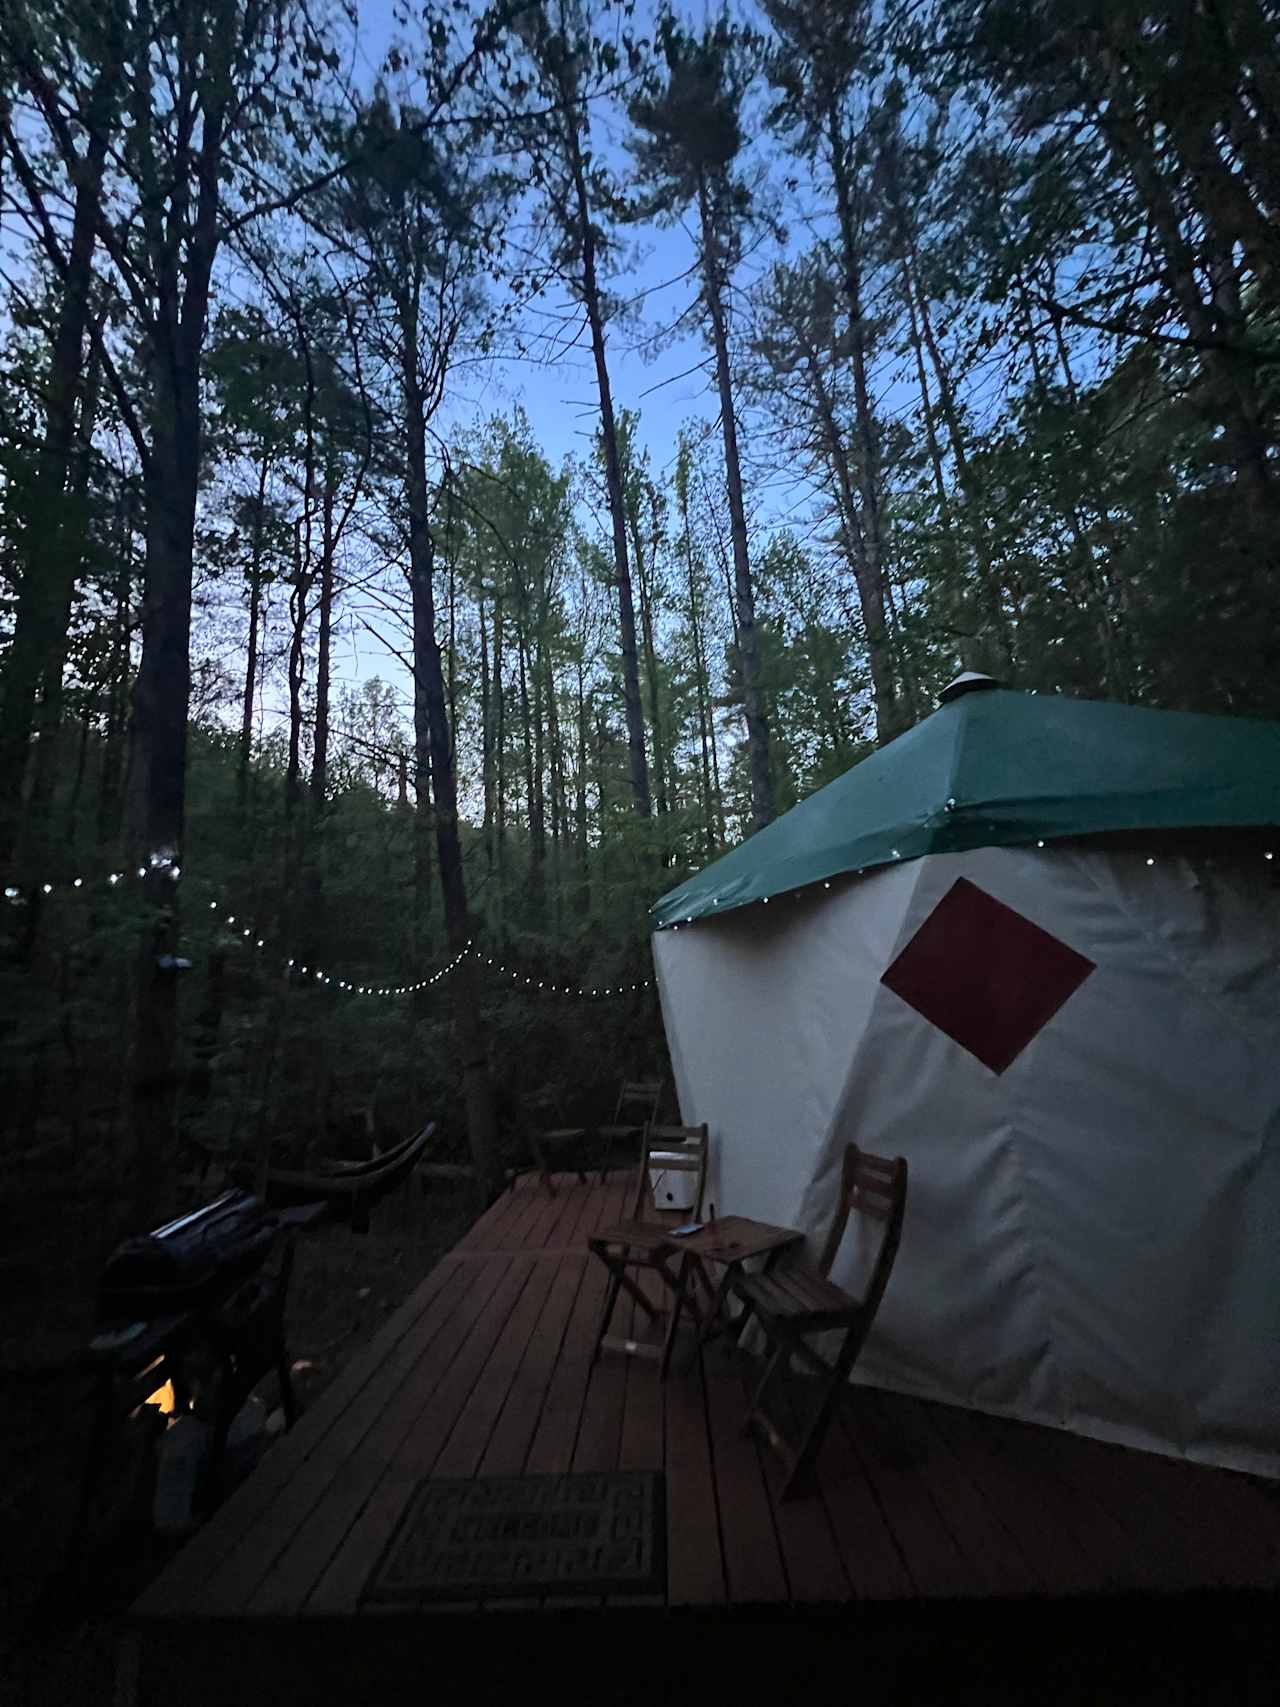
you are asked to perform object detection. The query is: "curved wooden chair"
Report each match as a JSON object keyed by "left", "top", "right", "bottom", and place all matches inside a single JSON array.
[
  {"left": 730, "top": 1140, "right": 908, "bottom": 1499},
  {"left": 508, "top": 1086, "right": 589, "bottom": 1195},
  {"left": 594, "top": 1077, "right": 665, "bottom": 1178},
  {"left": 588, "top": 1122, "right": 709, "bottom": 1365}
]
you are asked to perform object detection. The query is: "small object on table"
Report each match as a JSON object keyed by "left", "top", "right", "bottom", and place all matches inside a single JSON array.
[{"left": 657, "top": 1215, "right": 804, "bottom": 1378}]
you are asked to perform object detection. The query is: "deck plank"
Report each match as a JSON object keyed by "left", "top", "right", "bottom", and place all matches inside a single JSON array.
[
  {"left": 131, "top": 1170, "right": 1280, "bottom": 1639},
  {"left": 751, "top": 1370, "right": 851, "bottom": 1604},
  {"left": 1026, "top": 1421, "right": 1279, "bottom": 1591},
  {"left": 950, "top": 1402, "right": 1153, "bottom": 1592},
  {"left": 454, "top": 1182, "right": 526, "bottom": 1252},
  {"left": 664, "top": 1350, "right": 727, "bottom": 1606},
  {"left": 617, "top": 1263, "right": 666, "bottom": 1474},
  {"left": 430, "top": 1256, "right": 566, "bottom": 1480},
  {"left": 477, "top": 1254, "right": 589, "bottom": 1477},
  {"left": 922, "top": 1400, "right": 1105, "bottom": 1594},
  {"left": 860, "top": 1390, "right": 1042, "bottom": 1597},
  {"left": 254, "top": 1253, "right": 531, "bottom": 1616},
  {"left": 701, "top": 1350, "right": 788, "bottom": 1606},
  {"left": 792, "top": 1385, "right": 914, "bottom": 1602}
]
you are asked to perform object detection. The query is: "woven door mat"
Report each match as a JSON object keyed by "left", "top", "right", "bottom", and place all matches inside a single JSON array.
[{"left": 363, "top": 1471, "right": 666, "bottom": 1606}]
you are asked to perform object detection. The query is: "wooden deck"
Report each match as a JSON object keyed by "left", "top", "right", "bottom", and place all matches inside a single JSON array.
[{"left": 128, "top": 1173, "right": 1280, "bottom": 1700}]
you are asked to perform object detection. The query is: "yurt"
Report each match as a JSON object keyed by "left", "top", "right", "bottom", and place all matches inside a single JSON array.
[{"left": 651, "top": 677, "right": 1280, "bottom": 1478}]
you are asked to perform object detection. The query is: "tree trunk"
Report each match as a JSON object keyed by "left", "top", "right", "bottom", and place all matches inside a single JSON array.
[
  {"left": 309, "top": 467, "right": 337, "bottom": 810},
  {"left": 546, "top": 663, "right": 565, "bottom": 926},
  {"left": 126, "top": 356, "right": 200, "bottom": 1220},
  {"left": 238, "top": 450, "right": 270, "bottom": 823},
  {"left": 906, "top": 215, "right": 1015, "bottom": 676},
  {"left": 629, "top": 499, "right": 669, "bottom": 815},
  {"left": 286, "top": 326, "right": 318, "bottom": 831},
  {"left": 0, "top": 87, "right": 112, "bottom": 867},
  {"left": 403, "top": 322, "right": 499, "bottom": 1200},
  {"left": 285, "top": 515, "right": 308, "bottom": 824},
  {"left": 98, "top": 485, "right": 134, "bottom": 849},
  {"left": 575, "top": 667, "right": 590, "bottom": 914},
  {"left": 479, "top": 590, "right": 494, "bottom": 874},
  {"left": 494, "top": 589, "right": 506, "bottom": 930},
  {"left": 828, "top": 122, "right": 903, "bottom": 740},
  {"left": 697, "top": 174, "right": 774, "bottom": 831},
  {"left": 557, "top": 68, "right": 651, "bottom": 818},
  {"left": 1091, "top": 63, "right": 1275, "bottom": 522},
  {"left": 678, "top": 466, "right": 717, "bottom": 857}
]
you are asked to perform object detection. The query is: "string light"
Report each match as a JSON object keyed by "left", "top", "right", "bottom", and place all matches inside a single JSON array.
[{"left": 0, "top": 862, "right": 700, "bottom": 999}]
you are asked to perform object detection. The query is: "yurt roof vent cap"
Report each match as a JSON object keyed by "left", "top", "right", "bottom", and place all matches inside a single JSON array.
[{"left": 938, "top": 671, "right": 1001, "bottom": 705}]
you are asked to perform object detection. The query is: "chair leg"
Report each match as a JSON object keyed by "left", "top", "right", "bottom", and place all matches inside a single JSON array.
[
  {"left": 659, "top": 1253, "right": 694, "bottom": 1379},
  {"left": 780, "top": 1329, "right": 861, "bottom": 1501},
  {"left": 591, "top": 1267, "right": 624, "bottom": 1366},
  {"left": 276, "top": 1333, "right": 299, "bottom": 1430},
  {"left": 741, "top": 1339, "right": 787, "bottom": 1433}
]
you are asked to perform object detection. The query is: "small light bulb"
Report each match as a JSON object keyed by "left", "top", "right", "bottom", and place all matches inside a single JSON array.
[
  {"left": 1146, "top": 857, "right": 1155, "bottom": 866},
  {"left": 73, "top": 878, "right": 83, "bottom": 889},
  {"left": 256, "top": 939, "right": 264, "bottom": 949},
  {"left": 136, "top": 866, "right": 146, "bottom": 878},
  {"left": 42, "top": 883, "right": 52, "bottom": 894},
  {"left": 209, "top": 901, "right": 217, "bottom": 910}
]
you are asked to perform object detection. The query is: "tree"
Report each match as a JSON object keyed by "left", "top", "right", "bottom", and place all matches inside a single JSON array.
[
  {"left": 0, "top": 0, "right": 125, "bottom": 867},
  {"left": 629, "top": 13, "right": 775, "bottom": 829},
  {"left": 510, "top": 0, "right": 652, "bottom": 819},
  {"left": 328, "top": 86, "right": 507, "bottom": 1197},
  {"left": 763, "top": 0, "right": 908, "bottom": 736}
]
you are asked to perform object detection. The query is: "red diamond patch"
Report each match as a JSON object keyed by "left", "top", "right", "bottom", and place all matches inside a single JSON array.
[{"left": 880, "top": 877, "right": 1095, "bottom": 1074}]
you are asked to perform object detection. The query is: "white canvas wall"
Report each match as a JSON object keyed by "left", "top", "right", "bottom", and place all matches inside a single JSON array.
[{"left": 652, "top": 845, "right": 1280, "bottom": 1478}]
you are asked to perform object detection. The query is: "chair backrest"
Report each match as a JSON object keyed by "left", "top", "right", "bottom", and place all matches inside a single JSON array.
[
  {"left": 817, "top": 1142, "right": 908, "bottom": 1316},
  {"left": 629, "top": 1122, "right": 709, "bottom": 1221},
  {"left": 521, "top": 1085, "right": 562, "bottom": 1126},
  {"left": 613, "top": 1078, "right": 664, "bottom": 1123}
]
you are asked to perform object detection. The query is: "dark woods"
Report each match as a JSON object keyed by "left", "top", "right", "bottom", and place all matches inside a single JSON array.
[{"left": 0, "top": 0, "right": 1276, "bottom": 1258}]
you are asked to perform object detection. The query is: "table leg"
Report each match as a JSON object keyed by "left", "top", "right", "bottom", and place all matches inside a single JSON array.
[
  {"left": 659, "top": 1252, "right": 696, "bottom": 1379},
  {"left": 689, "top": 1262, "right": 739, "bottom": 1372}
]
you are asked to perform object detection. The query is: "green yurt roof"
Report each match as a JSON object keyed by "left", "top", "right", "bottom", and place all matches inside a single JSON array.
[{"left": 651, "top": 682, "right": 1280, "bottom": 930}]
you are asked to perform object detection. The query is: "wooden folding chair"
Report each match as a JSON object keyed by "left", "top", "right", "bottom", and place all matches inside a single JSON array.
[
  {"left": 594, "top": 1077, "right": 665, "bottom": 1179},
  {"left": 509, "top": 1086, "right": 589, "bottom": 1195},
  {"left": 588, "top": 1122, "right": 709, "bottom": 1365},
  {"left": 730, "top": 1141, "right": 908, "bottom": 1500}
]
